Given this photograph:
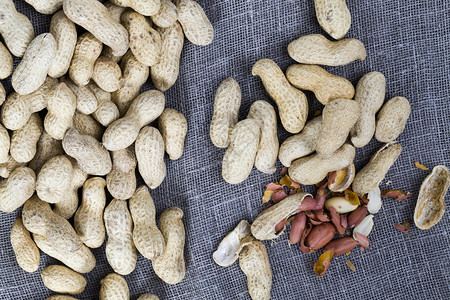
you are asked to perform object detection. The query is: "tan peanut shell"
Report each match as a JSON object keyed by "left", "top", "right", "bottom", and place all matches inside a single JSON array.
[
  {"left": 151, "top": 0, "right": 178, "bottom": 28},
  {"left": 100, "top": 273, "right": 130, "bottom": 300},
  {"left": 158, "top": 108, "right": 188, "bottom": 160},
  {"left": 104, "top": 199, "right": 137, "bottom": 275},
  {"left": 12, "top": 33, "right": 57, "bottom": 95},
  {"left": 0, "top": 124, "right": 10, "bottom": 163},
  {"left": 314, "top": 0, "right": 351, "bottom": 40},
  {"left": 251, "top": 192, "right": 312, "bottom": 240},
  {"left": 129, "top": 186, "right": 165, "bottom": 260},
  {"left": 105, "top": 1, "right": 127, "bottom": 23},
  {"left": 48, "top": 11, "right": 77, "bottom": 78},
  {"left": 175, "top": 0, "right": 214, "bottom": 46},
  {"left": 64, "top": 0, "right": 129, "bottom": 56},
  {"left": 414, "top": 165, "right": 449, "bottom": 230},
  {"left": 222, "top": 119, "right": 261, "bottom": 184},
  {"left": 28, "top": 130, "right": 64, "bottom": 174},
  {"left": 72, "top": 111, "right": 105, "bottom": 141},
  {"left": 24, "top": 0, "right": 63, "bottom": 14},
  {"left": 0, "top": 42, "right": 13, "bottom": 79},
  {"left": 316, "top": 99, "right": 360, "bottom": 158},
  {"left": 239, "top": 238, "right": 272, "bottom": 300},
  {"left": 0, "top": 166, "right": 36, "bottom": 213},
  {"left": 247, "top": 100, "right": 278, "bottom": 174},
  {"left": 289, "top": 144, "right": 356, "bottom": 185},
  {"left": 102, "top": 45, "right": 124, "bottom": 63},
  {"left": 41, "top": 265, "right": 86, "bottom": 295},
  {"left": 36, "top": 155, "right": 73, "bottom": 204},
  {"left": 1, "top": 77, "right": 58, "bottom": 130},
  {"left": 122, "top": 10, "right": 162, "bottom": 67},
  {"left": 0, "top": 0, "right": 35, "bottom": 57},
  {"left": 252, "top": 59, "right": 308, "bottom": 134},
  {"left": 69, "top": 33, "right": 103, "bottom": 87},
  {"left": 288, "top": 34, "right": 366, "bottom": 66},
  {"left": 74, "top": 177, "right": 106, "bottom": 248},
  {"left": 46, "top": 296, "right": 78, "bottom": 300},
  {"left": 33, "top": 233, "right": 96, "bottom": 273},
  {"left": 0, "top": 82, "right": 5, "bottom": 105},
  {"left": 45, "top": 83, "right": 77, "bottom": 140},
  {"left": 54, "top": 160, "right": 87, "bottom": 219},
  {"left": 210, "top": 78, "right": 241, "bottom": 148},
  {"left": 138, "top": 294, "right": 160, "bottom": 300},
  {"left": 375, "top": 97, "right": 411, "bottom": 143},
  {"left": 104, "top": 90, "right": 165, "bottom": 151},
  {"left": 89, "top": 82, "right": 120, "bottom": 126},
  {"left": 350, "top": 72, "right": 386, "bottom": 147},
  {"left": 0, "top": 155, "right": 26, "bottom": 179},
  {"left": 111, "top": 0, "right": 161, "bottom": 16},
  {"left": 92, "top": 56, "right": 123, "bottom": 92},
  {"left": 135, "top": 126, "right": 166, "bottom": 189},
  {"left": 153, "top": 207, "right": 185, "bottom": 285},
  {"left": 286, "top": 64, "right": 355, "bottom": 105},
  {"left": 63, "top": 128, "right": 112, "bottom": 176},
  {"left": 352, "top": 143, "right": 402, "bottom": 195},
  {"left": 10, "top": 113, "right": 43, "bottom": 163},
  {"left": 107, "top": 147, "right": 137, "bottom": 200},
  {"left": 278, "top": 116, "right": 322, "bottom": 167},
  {"left": 62, "top": 77, "right": 99, "bottom": 115},
  {"left": 151, "top": 22, "right": 184, "bottom": 92},
  {"left": 112, "top": 51, "right": 149, "bottom": 115},
  {"left": 10, "top": 218, "right": 40, "bottom": 273}
]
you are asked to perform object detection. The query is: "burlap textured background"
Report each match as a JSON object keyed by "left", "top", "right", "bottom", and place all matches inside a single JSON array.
[{"left": 0, "top": 0, "right": 449, "bottom": 299}]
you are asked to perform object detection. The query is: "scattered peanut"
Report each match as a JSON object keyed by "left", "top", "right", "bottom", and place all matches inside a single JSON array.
[
  {"left": 72, "top": 111, "right": 105, "bottom": 141},
  {"left": 107, "top": 147, "right": 137, "bottom": 200},
  {"left": 46, "top": 296, "right": 78, "bottom": 300},
  {"left": 314, "top": 0, "right": 351, "bottom": 40},
  {"left": 92, "top": 56, "right": 123, "bottom": 92},
  {"left": 0, "top": 155, "right": 26, "bottom": 179},
  {"left": 24, "top": 0, "right": 63, "bottom": 14},
  {"left": 151, "top": 0, "right": 178, "bottom": 28},
  {"left": 36, "top": 155, "right": 73, "bottom": 204},
  {"left": 175, "top": 0, "right": 214, "bottom": 46},
  {"left": 110, "top": 0, "right": 161, "bottom": 16},
  {"left": 0, "top": 41, "right": 13, "bottom": 79},
  {"left": 0, "top": 124, "right": 10, "bottom": 164},
  {"left": 41, "top": 265, "right": 86, "bottom": 295},
  {"left": 62, "top": 78, "right": 99, "bottom": 115},
  {"left": 89, "top": 82, "right": 120, "bottom": 127},
  {"left": 10, "top": 113, "right": 43, "bottom": 163},
  {"left": 325, "top": 197, "right": 359, "bottom": 213},
  {"left": 375, "top": 97, "right": 411, "bottom": 143},
  {"left": 158, "top": 108, "right": 188, "bottom": 160},
  {"left": 0, "top": 166, "right": 36, "bottom": 213},
  {"left": 252, "top": 58, "right": 308, "bottom": 134},
  {"left": 0, "top": 82, "right": 5, "bottom": 105},
  {"left": 99, "top": 273, "right": 129, "bottom": 300},
  {"left": 10, "top": 218, "right": 40, "bottom": 273},
  {"left": 138, "top": 294, "right": 160, "bottom": 300}
]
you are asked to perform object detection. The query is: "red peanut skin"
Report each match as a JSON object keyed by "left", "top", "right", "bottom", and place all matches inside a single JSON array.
[
  {"left": 305, "top": 223, "right": 335, "bottom": 250},
  {"left": 289, "top": 212, "right": 306, "bottom": 244},
  {"left": 347, "top": 205, "right": 368, "bottom": 228},
  {"left": 329, "top": 206, "right": 346, "bottom": 235},
  {"left": 324, "top": 237, "right": 358, "bottom": 256}
]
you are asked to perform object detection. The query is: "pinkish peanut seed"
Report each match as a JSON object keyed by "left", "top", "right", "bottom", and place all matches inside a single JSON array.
[
  {"left": 305, "top": 223, "right": 335, "bottom": 250},
  {"left": 324, "top": 237, "right": 358, "bottom": 256}
]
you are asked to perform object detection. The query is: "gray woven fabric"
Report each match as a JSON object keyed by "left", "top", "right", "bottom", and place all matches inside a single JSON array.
[{"left": 0, "top": 0, "right": 449, "bottom": 299}]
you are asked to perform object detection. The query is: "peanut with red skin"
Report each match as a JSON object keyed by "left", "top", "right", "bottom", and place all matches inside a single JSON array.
[
  {"left": 305, "top": 223, "right": 335, "bottom": 250},
  {"left": 324, "top": 237, "right": 358, "bottom": 256}
]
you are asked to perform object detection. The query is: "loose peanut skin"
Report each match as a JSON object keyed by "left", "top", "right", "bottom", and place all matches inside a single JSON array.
[
  {"left": 151, "top": 0, "right": 178, "bottom": 28},
  {"left": 10, "top": 218, "right": 40, "bottom": 273},
  {"left": 153, "top": 207, "right": 185, "bottom": 285},
  {"left": 0, "top": 166, "right": 36, "bottom": 213},
  {"left": 69, "top": 33, "right": 103, "bottom": 87},
  {"left": 247, "top": 100, "right": 278, "bottom": 174},
  {"left": 350, "top": 72, "right": 386, "bottom": 147},
  {"left": 36, "top": 155, "right": 73, "bottom": 204},
  {"left": 10, "top": 113, "right": 43, "bottom": 163},
  {"left": 314, "top": 0, "right": 351, "bottom": 40},
  {"left": 158, "top": 108, "right": 188, "bottom": 160},
  {"left": 12, "top": 33, "right": 57, "bottom": 95},
  {"left": 135, "top": 126, "right": 166, "bottom": 189},
  {"left": 239, "top": 238, "right": 272, "bottom": 300},
  {"left": 25, "top": 0, "right": 63, "bottom": 14},
  {"left": 92, "top": 56, "right": 122, "bottom": 92},
  {"left": 111, "top": 0, "right": 161, "bottom": 16},
  {"left": 288, "top": 34, "right": 366, "bottom": 66},
  {"left": 107, "top": 147, "right": 137, "bottom": 200},
  {"left": 129, "top": 186, "right": 165, "bottom": 260},
  {"left": 100, "top": 273, "right": 130, "bottom": 300},
  {"left": 74, "top": 177, "right": 106, "bottom": 248},
  {"left": 375, "top": 97, "right": 411, "bottom": 143},
  {"left": 64, "top": 0, "right": 129, "bottom": 56},
  {"left": 210, "top": 78, "right": 241, "bottom": 148},
  {"left": 0, "top": 0, "right": 35, "bottom": 57},
  {"left": 286, "top": 64, "right": 355, "bottom": 105},
  {"left": 222, "top": 119, "right": 261, "bottom": 184},
  {"left": 45, "top": 83, "right": 77, "bottom": 140},
  {"left": 41, "top": 265, "right": 86, "bottom": 295},
  {"left": 0, "top": 41, "right": 13, "bottom": 79},
  {"left": 175, "top": 0, "right": 214, "bottom": 46},
  {"left": 28, "top": 130, "right": 64, "bottom": 174},
  {"left": 252, "top": 59, "right": 308, "bottom": 134}
]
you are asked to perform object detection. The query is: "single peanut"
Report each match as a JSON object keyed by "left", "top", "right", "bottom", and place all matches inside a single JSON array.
[
  {"left": 36, "top": 155, "right": 73, "bottom": 204},
  {"left": 45, "top": 83, "right": 77, "bottom": 140},
  {"left": 0, "top": 123, "right": 10, "bottom": 163},
  {"left": 110, "top": 0, "right": 161, "bottom": 16},
  {"left": 92, "top": 56, "right": 123, "bottom": 92},
  {"left": 325, "top": 196, "right": 359, "bottom": 213},
  {"left": 72, "top": 111, "right": 105, "bottom": 141},
  {"left": 74, "top": 177, "right": 107, "bottom": 248},
  {"left": 48, "top": 11, "right": 77, "bottom": 78},
  {"left": 10, "top": 113, "right": 43, "bottom": 163},
  {"left": 0, "top": 41, "right": 13, "bottom": 79},
  {"left": 105, "top": 1, "right": 127, "bottom": 23},
  {"left": 324, "top": 236, "right": 358, "bottom": 256},
  {"left": 135, "top": 126, "right": 166, "bottom": 189},
  {"left": 375, "top": 97, "right": 411, "bottom": 143},
  {"left": 175, "top": 0, "right": 214, "bottom": 46},
  {"left": 151, "top": 0, "right": 178, "bottom": 28},
  {"left": 28, "top": 130, "right": 64, "bottom": 174},
  {"left": 222, "top": 119, "right": 261, "bottom": 184},
  {"left": 0, "top": 82, "right": 5, "bottom": 105},
  {"left": 288, "top": 34, "right": 366, "bottom": 66},
  {"left": 0, "top": 155, "right": 26, "bottom": 179},
  {"left": 286, "top": 64, "right": 354, "bottom": 105},
  {"left": 252, "top": 59, "right": 308, "bottom": 133},
  {"left": 350, "top": 72, "right": 386, "bottom": 147},
  {"left": 138, "top": 294, "right": 160, "bottom": 300},
  {"left": 305, "top": 223, "right": 336, "bottom": 250},
  {"left": 347, "top": 205, "right": 368, "bottom": 228},
  {"left": 151, "top": 22, "right": 184, "bottom": 92},
  {"left": 0, "top": 166, "right": 36, "bottom": 213},
  {"left": 104, "top": 199, "right": 137, "bottom": 275},
  {"left": 107, "top": 147, "right": 137, "bottom": 200},
  {"left": 10, "top": 218, "right": 40, "bottom": 273},
  {"left": 24, "top": 0, "right": 63, "bottom": 14},
  {"left": 46, "top": 296, "right": 78, "bottom": 300},
  {"left": 104, "top": 90, "right": 165, "bottom": 151},
  {"left": 129, "top": 185, "right": 165, "bottom": 260},
  {"left": 158, "top": 108, "right": 188, "bottom": 160},
  {"left": 12, "top": 33, "right": 57, "bottom": 95},
  {"left": 153, "top": 207, "right": 185, "bottom": 284},
  {"left": 62, "top": 77, "right": 99, "bottom": 115},
  {"left": 89, "top": 82, "right": 120, "bottom": 127},
  {"left": 314, "top": 0, "right": 351, "bottom": 40},
  {"left": 41, "top": 265, "right": 86, "bottom": 295},
  {"left": 99, "top": 273, "right": 129, "bottom": 300},
  {"left": 64, "top": 0, "right": 129, "bottom": 56}
]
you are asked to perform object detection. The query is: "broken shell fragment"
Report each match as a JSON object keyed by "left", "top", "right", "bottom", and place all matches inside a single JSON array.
[
  {"left": 314, "top": 250, "right": 334, "bottom": 277},
  {"left": 328, "top": 163, "right": 355, "bottom": 192},
  {"left": 213, "top": 220, "right": 252, "bottom": 267},
  {"left": 324, "top": 197, "right": 358, "bottom": 214},
  {"left": 353, "top": 215, "right": 374, "bottom": 240},
  {"left": 367, "top": 186, "right": 382, "bottom": 214},
  {"left": 414, "top": 165, "right": 449, "bottom": 230}
]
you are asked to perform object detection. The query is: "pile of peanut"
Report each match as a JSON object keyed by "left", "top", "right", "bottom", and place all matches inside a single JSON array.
[
  {"left": 0, "top": 0, "right": 215, "bottom": 299},
  {"left": 212, "top": 1, "right": 449, "bottom": 299}
]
